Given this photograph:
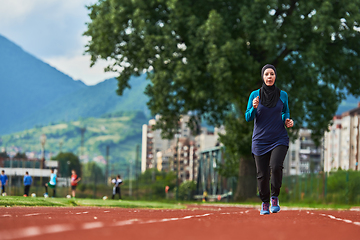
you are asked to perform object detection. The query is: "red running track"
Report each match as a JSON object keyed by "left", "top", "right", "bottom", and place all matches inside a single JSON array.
[{"left": 0, "top": 204, "right": 359, "bottom": 240}]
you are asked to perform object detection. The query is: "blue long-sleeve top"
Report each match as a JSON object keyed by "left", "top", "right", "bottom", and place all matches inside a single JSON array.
[
  {"left": 23, "top": 175, "right": 32, "bottom": 186},
  {"left": 245, "top": 89, "right": 290, "bottom": 156}
]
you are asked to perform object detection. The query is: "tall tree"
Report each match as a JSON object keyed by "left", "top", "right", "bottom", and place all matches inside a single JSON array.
[
  {"left": 84, "top": 0, "right": 360, "bottom": 200},
  {"left": 53, "top": 152, "right": 82, "bottom": 178}
]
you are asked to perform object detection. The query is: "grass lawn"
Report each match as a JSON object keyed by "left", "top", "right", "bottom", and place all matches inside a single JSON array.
[
  {"left": 0, "top": 196, "right": 184, "bottom": 209},
  {"left": 1, "top": 196, "right": 357, "bottom": 210}
]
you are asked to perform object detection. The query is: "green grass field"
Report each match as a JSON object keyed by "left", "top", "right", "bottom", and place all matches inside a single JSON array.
[
  {"left": 1, "top": 195, "right": 357, "bottom": 211},
  {"left": 0, "top": 196, "right": 184, "bottom": 209}
]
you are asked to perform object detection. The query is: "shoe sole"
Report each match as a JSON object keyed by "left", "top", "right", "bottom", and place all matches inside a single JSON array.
[{"left": 270, "top": 208, "right": 280, "bottom": 213}]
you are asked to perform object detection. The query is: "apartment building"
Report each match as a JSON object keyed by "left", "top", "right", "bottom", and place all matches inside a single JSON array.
[
  {"left": 324, "top": 104, "right": 360, "bottom": 171},
  {"left": 284, "top": 128, "right": 322, "bottom": 175},
  {"left": 141, "top": 115, "right": 224, "bottom": 182},
  {"left": 141, "top": 115, "right": 196, "bottom": 174}
]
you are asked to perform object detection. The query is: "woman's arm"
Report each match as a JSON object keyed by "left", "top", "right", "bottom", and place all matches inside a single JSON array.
[
  {"left": 245, "top": 90, "right": 258, "bottom": 122},
  {"left": 281, "top": 91, "right": 290, "bottom": 124}
]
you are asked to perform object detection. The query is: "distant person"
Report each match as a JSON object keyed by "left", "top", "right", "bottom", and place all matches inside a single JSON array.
[
  {"left": 245, "top": 64, "right": 294, "bottom": 215},
  {"left": 111, "top": 175, "right": 123, "bottom": 200},
  {"left": 44, "top": 169, "right": 57, "bottom": 198},
  {"left": 70, "top": 169, "right": 81, "bottom": 198},
  {"left": 0, "top": 170, "right": 8, "bottom": 195},
  {"left": 23, "top": 171, "right": 32, "bottom": 197}
]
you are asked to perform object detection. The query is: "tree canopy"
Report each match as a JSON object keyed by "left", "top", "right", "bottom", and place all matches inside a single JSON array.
[
  {"left": 53, "top": 152, "right": 82, "bottom": 178},
  {"left": 85, "top": 0, "right": 360, "bottom": 141},
  {"left": 84, "top": 0, "right": 360, "bottom": 198}
]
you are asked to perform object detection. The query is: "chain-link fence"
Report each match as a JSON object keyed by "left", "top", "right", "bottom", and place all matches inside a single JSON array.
[{"left": 280, "top": 170, "right": 360, "bottom": 205}]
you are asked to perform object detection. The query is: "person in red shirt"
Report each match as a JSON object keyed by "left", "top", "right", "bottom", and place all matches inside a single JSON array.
[{"left": 70, "top": 169, "right": 81, "bottom": 198}]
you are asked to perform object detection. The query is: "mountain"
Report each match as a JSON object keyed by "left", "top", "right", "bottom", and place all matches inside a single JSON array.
[
  {"left": 0, "top": 34, "right": 86, "bottom": 133},
  {"left": 0, "top": 34, "right": 150, "bottom": 135},
  {"left": 8, "top": 75, "right": 150, "bottom": 134}
]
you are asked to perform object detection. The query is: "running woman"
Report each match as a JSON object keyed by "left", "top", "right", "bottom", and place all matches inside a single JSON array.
[{"left": 245, "top": 64, "right": 294, "bottom": 215}]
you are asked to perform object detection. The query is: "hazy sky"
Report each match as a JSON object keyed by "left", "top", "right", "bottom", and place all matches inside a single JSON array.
[{"left": 0, "top": 0, "right": 118, "bottom": 85}]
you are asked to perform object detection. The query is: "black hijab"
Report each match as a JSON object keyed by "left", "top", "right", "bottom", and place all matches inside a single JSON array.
[{"left": 260, "top": 64, "right": 280, "bottom": 108}]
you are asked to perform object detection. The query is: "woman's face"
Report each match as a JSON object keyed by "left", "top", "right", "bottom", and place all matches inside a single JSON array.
[{"left": 263, "top": 68, "right": 276, "bottom": 86}]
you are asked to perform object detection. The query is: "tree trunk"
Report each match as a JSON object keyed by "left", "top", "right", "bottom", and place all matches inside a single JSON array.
[{"left": 234, "top": 156, "right": 257, "bottom": 201}]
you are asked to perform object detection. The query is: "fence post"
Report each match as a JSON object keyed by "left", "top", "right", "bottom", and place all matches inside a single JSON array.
[
  {"left": 298, "top": 176, "right": 302, "bottom": 201},
  {"left": 324, "top": 173, "right": 327, "bottom": 201},
  {"left": 346, "top": 171, "right": 349, "bottom": 204}
]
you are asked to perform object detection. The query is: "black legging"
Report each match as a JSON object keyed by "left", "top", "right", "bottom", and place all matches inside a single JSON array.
[{"left": 254, "top": 145, "right": 288, "bottom": 203}]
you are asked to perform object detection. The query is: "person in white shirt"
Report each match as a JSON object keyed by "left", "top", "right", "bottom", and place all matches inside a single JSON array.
[{"left": 111, "top": 175, "right": 123, "bottom": 200}]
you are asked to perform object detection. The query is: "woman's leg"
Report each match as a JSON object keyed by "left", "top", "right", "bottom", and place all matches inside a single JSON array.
[
  {"left": 254, "top": 151, "right": 271, "bottom": 203},
  {"left": 269, "top": 145, "right": 288, "bottom": 197}
]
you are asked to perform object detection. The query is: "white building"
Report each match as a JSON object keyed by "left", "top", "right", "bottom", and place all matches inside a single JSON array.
[
  {"left": 284, "top": 128, "right": 322, "bottom": 175},
  {"left": 324, "top": 104, "right": 360, "bottom": 172},
  {"left": 141, "top": 115, "right": 225, "bottom": 182}
]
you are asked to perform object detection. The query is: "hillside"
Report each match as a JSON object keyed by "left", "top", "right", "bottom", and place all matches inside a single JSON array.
[
  {"left": 0, "top": 34, "right": 86, "bottom": 134},
  {"left": 0, "top": 111, "right": 148, "bottom": 178},
  {"left": 9, "top": 75, "right": 150, "bottom": 134},
  {"left": 0, "top": 34, "right": 150, "bottom": 135}
]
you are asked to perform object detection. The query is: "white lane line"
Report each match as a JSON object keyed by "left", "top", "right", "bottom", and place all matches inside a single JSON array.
[
  {"left": 317, "top": 213, "right": 360, "bottom": 228},
  {"left": 82, "top": 222, "right": 104, "bottom": 229},
  {"left": 0, "top": 212, "right": 215, "bottom": 239},
  {"left": 0, "top": 224, "right": 75, "bottom": 240},
  {"left": 1, "top": 214, "right": 11, "bottom": 217},
  {"left": 112, "top": 219, "right": 138, "bottom": 226},
  {"left": 104, "top": 211, "right": 110, "bottom": 213},
  {"left": 43, "top": 224, "right": 74, "bottom": 234},
  {"left": 24, "top": 213, "right": 41, "bottom": 217}
]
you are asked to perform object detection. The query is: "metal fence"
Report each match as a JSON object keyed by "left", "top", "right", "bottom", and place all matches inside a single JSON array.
[{"left": 280, "top": 171, "right": 360, "bottom": 205}]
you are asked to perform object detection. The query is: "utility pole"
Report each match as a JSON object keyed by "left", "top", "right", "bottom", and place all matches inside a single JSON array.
[
  {"left": 105, "top": 146, "right": 109, "bottom": 185},
  {"left": 80, "top": 127, "right": 86, "bottom": 159},
  {"left": 129, "top": 159, "right": 132, "bottom": 197},
  {"left": 135, "top": 145, "right": 139, "bottom": 199},
  {"left": 40, "top": 134, "right": 47, "bottom": 187},
  {"left": 59, "top": 140, "right": 63, "bottom": 153},
  {"left": 176, "top": 135, "right": 180, "bottom": 201}
]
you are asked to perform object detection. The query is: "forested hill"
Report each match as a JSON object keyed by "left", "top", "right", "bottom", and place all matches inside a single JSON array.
[
  {"left": 0, "top": 111, "right": 147, "bottom": 178},
  {"left": 11, "top": 75, "right": 149, "bottom": 134},
  {"left": 0, "top": 34, "right": 149, "bottom": 135}
]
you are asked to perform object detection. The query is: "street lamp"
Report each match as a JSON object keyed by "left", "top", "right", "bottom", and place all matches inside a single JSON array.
[{"left": 40, "top": 134, "right": 47, "bottom": 186}]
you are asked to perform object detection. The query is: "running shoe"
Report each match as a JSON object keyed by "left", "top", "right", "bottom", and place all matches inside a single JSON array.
[
  {"left": 260, "top": 202, "right": 270, "bottom": 215},
  {"left": 270, "top": 196, "right": 280, "bottom": 213}
]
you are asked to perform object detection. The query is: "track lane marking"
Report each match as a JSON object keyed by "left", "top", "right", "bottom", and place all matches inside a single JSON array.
[
  {"left": 316, "top": 212, "right": 360, "bottom": 228},
  {"left": 0, "top": 212, "right": 215, "bottom": 239},
  {"left": 23, "top": 213, "right": 41, "bottom": 217},
  {"left": 82, "top": 222, "right": 104, "bottom": 229}
]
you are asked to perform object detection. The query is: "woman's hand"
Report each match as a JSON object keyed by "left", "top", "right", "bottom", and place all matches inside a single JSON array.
[
  {"left": 285, "top": 118, "right": 294, "bottom": 128},
  {"left": 253, "top": 96, "right": 259, "bottom": 109}
]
